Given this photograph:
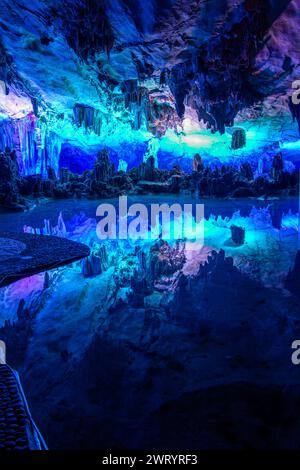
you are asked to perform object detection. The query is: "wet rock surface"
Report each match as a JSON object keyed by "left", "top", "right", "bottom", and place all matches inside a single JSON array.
[{"left": 0, "top": 232, "right": 90, "bottom": 287}]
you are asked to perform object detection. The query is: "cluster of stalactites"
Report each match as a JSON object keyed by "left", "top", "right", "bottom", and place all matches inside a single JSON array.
[
  {"left": 73, "top": 103, "right": 102, "bottom": 136},
  {"left": 0, "top": 114, "right": 62, "bottom": 177},
  {"left": 121, "top": 80, "right": 150, "bottom": 131},
  {"left": 51, "top": 0, "right": 114, "bottom": 61},
  {"left": 121, "top": 79, "right": 180, "bottom": 136},
  {"left": 161, "top": 1, "right": 277, "bottom": 134}
]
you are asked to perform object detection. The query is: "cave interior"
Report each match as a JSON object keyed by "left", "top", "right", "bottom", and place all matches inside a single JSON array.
[{"left": 0, "top": 0, "right": 300, "bottom": 452}]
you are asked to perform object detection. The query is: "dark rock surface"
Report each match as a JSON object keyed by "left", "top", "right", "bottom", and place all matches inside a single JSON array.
[
  {"left": 231, "top": 225, "right": 246, "bottom": 245},
  {"left": 145, "top": 382, "right": 300, "bottom": 450},
  {"left": 0, "top": 232, "right": 90, "bottom": 287},
  {"left": 0, "top": 148, "right": 27, "bottom": 211}
]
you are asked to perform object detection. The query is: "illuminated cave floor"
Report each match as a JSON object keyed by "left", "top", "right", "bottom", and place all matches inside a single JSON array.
[{"left": 1, "top": 195, "right": 300, "bottom": 450}]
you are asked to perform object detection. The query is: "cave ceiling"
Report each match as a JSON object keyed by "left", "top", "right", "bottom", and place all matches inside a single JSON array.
[{"left": 0, "top": 0, "right": 299, "bottom": 148}]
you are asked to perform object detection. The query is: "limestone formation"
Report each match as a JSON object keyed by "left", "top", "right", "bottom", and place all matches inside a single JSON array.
[
  {"left": 82, "top": 244, "right": 109, "bottom": 277},
  {"left": 230, "top": 225, "right": 246, "bottom": 246},
  {"left": 193, "top": 153, "right": 204, "bottom": 172},
  {"left": 231, "top": 128, "right": 246, "bottom": 150},
  {"left": 0, "top": 146, "right": 298, "bottom": 211}
]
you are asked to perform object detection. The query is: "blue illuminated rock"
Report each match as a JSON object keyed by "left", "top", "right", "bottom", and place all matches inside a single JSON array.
[{"left": 0, "top": 0, "right": 298, "bottom": 173}]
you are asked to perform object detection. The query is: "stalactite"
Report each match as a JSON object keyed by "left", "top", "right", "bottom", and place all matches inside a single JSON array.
[
  {"left": 15, "top": 113, "right": 37, "bottom": 175},
  {"left": 54, "top": 0, "right": 114, "bottom": 61},
  {"left": 0, "top": 119, "right": 15, "bottom": 151},
  {"left": 167, "top": 64, "right": 189, "bottom": 119},
  {"left": 0, "top": 115, "right": 62, "bottom": 177},
  {"left": 0, "top": 39, "right": 13, "bottom": 95},
  {"left": 93, "top": 110, "right": 102, "bottom": 136},
  {"left": 122, "top": 80, "right": 138, "bottom": 108},
  {"left": 43, "top": 132, "right": 62, "bottom": 177},
  {"left": 121, "top": 81, "right": 152, "bottom": 131},
  {"left": 73, "top": 103, "right": 94, "bottom": 131},
  {"left": 31, "top": 97, "right": 39, "bottom": 116},
  {"left": 73, "top": 104, "right": 102, "bottom": 136},
  {"left": 163, "top": 1, "right": 272, "bottom": 134}
]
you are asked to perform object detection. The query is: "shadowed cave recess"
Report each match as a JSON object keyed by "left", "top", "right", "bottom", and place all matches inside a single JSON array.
[{"left": 1, "top": 0, "right": 300, "bottom": 452}]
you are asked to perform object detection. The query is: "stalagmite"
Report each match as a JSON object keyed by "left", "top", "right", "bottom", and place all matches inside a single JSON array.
[
  {"left": 272, "top": 152, "right": 284, "bottom": 181},
  {"left": 82, "top": 245, "right": 108, "bottom": 277},
  {"left": 193, "top": 153, "right": 203, "bottom": 172},
  {"left": 118, "top": 159, "right": 128, "bottom": 172}
]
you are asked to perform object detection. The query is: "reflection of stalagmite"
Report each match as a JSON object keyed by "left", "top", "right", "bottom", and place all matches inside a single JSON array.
[
  {"left": 193, "top": 153, "right": 204, "bottom": 172},
  {"left": 231, "top": 128, "right": 246, "bottom": 149},
  {"left": 82, "top": 244, "right": 108, "bottom": 277},
  {"left": 257, "top": 158, "right": 264, "bottom": 175},
  {"left": 230, "top": 225, "right": 245, "bottom": 245}
]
